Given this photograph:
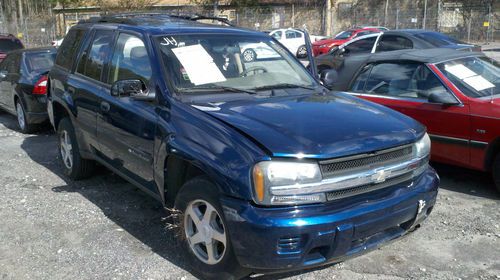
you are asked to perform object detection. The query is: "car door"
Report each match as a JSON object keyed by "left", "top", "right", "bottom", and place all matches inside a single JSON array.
[
  {"left": 283, "top": 30, "right": 304, "bottom": 55},
  {"left": 330, "top": 37, "right": 378, "bottom": 71},
  {"left": 348, "top": 62, "right": 471, "bottom": 167},
  {"left": 70, "top": 28, "right": 114, "bottom": 154},
  {"left": 0, "top": 55, "right": 14, "bottom": 108},
  {"left": 97, "top": 32, "right": 157, "bottom": 194},
  {"left": 0, "top": 54, "right": 20, "bottom": 112}
]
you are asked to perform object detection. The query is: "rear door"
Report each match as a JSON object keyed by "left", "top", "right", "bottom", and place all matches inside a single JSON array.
[
  {"left": 348, "top": 62, "right": 471, "bottom": 167},
  {"left": 0, "top": 55, "right": 15, "bottom": 108},
  {"left": 283, "top": 30, "right": 304, "bottom": 55},
  {"left": 96, "top": 31, "right": 157, "bottom": 194},
  {"left": 0, "top": 53, "right": 20, "bottom": 112}
]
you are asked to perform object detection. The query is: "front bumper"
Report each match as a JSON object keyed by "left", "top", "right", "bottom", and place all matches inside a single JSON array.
[{"left": 221, "top": 167, "right": 439, "bottom": 271}]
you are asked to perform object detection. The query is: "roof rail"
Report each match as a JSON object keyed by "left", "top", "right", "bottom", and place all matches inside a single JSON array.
[{"left": 78, "top": 13, "right": 234, "bottom": 27}]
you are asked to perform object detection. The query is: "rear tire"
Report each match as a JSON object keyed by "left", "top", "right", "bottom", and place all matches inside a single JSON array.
[
  {"left": 16, "top": 100, "right": 36, "bottom": 134},
  {"left": 296, "top": 45, "right": 307, "bottom": 58},
  {"left": 175, "top": 177, "right": 251, "bottom": 280},
  {"left": 242, "top": 49, "right": 257, "bottom": 62},
  {"left": 493, "top": 154, "right": 500, "bottom": 193},
  {"left": 57, "top": 117, "right": 95, "bottom": 180}
]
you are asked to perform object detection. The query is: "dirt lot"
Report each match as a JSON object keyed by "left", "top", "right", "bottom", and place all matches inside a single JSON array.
[{"left": 0, "top": 112, "right": 499, "bottom": 280}]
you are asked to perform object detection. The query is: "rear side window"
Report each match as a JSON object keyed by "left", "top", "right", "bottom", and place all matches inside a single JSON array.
[
  {"left": 285, "top": 30, "right": 302, "bottom": 39},
  {"left": 377, "top": 35, "right": 413, "bottom": 52},
  {"left": 0, "top": 38, "right": 23, "bottom": 52},
  {"left": 108, "top": 33, "right": 152, "bottom": 84},
  {"left": 344, "top": 37, "right": 377, "bottom": 55},
  {"left": 55, "top": 29, "right": 85, "bottom": 70},
  {"left": 25, "top": 52, "right": 56, "bottom": 73},
  {"left": 77, "top": 30, "right": 114, "bottom": 82}
]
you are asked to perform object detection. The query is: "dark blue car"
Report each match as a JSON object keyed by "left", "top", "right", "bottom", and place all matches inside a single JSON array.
[{"left": 47, "top": 14, "right": 439, "bottom": 279}]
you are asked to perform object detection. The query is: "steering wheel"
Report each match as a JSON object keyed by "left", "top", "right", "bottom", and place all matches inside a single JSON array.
[{"left": 240, "top": 66, "right": 268, "bottom": 77}]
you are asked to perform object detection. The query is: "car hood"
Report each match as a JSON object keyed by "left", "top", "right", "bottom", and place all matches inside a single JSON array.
[{"left": 195, "top": 93, "right": 424, "bottom": 159}]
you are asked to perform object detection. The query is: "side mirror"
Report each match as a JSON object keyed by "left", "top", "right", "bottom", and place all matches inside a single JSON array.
[
  {"left": 111, "top": 79, "right": 153, "bottom": 101},
  {"left": 428, "top": 92, "right": 459, "bottom": 105},
  {"left": 319, "top": 69, "right": 339, "bottom": 89},
  {"left": 0, "top": 70, "right": 7, "bottom": 79}
]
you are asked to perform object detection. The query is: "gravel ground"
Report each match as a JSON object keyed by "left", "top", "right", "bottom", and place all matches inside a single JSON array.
[{"left": 0, "top": 112, "right": 499, "bottom": 280}]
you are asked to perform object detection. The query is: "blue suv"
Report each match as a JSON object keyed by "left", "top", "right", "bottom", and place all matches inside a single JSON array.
[{"left": 47, "top": 14, "right": 439, "bottom": 279}]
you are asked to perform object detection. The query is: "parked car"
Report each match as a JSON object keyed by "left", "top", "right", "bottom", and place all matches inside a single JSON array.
[
  {"left": 266, "top": 28, "right": 324, "bottom": 59},
  {"left": 0, "top": 47, "right": 55, "bottom": 133},
  {"left": 320, "top": 48, "right": 499, "bottom": 191},
  {"left": 358, "top": 25, "right": 390, "bottom": 31},
  {"left": 0, "top": 33, "right": 24, "bottom": 62},
  {"left": 312, "top": 27, "right": 380, "bottom": 56},
  {"left": 315, "top": 30, "right": 481, "bottom": 74},
  {"left": 48, "top": 14, "right": 439, "bottom": 279}
]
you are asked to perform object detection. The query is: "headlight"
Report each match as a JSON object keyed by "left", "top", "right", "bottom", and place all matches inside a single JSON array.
[
  {"left": 412, "top": 133, "right": 431, "bottom": 176},
  {"left": 253, "top": 161, "right": 325, "bottom": 206},
  {"left": 319, "top": 44, "right": 328, "bottom": 48}
]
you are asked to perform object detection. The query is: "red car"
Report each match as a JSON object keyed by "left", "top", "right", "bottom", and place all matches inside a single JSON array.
[
  {"left": 0, "top": 34, "right": 24, "bottom": 62},
  {"left": 312, "top": 28, "right": 380, "bottom": 56},
  {"left": 323, "top": 48, "right": 500, "bottom": 191}
]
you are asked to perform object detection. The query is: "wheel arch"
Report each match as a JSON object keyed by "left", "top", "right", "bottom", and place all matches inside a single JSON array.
[{"left": 485, "top": 137, "right": 500, "bottom": 171}]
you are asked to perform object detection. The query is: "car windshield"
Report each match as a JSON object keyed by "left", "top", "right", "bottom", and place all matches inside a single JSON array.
[
  {"left": 334, "top": 31, "right": 353, "bottom": 40},
  {"left": 414, "top": 32, "right": 463, "bottom": 47},
  {"left": 26, "top": 51, "right": 56, "bottom": 73},
  {"left": 0, "top": 38, "right": 23, "bottom": 52},
  {"left": 436, "top": 56, "right": 499, "bottom": 98},
  {"left": 155, "top": 34, "right": 317, "bottom": 94}
]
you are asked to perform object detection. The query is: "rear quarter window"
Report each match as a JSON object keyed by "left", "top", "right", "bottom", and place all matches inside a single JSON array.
[{"left": 55, "top": 29, "right": 86, "bottom": 70}]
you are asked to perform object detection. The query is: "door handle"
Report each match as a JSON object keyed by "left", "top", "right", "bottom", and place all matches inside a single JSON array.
[
  {"left": 67, "top": 86, "right": 75, "bottom": 94},
  {"left": 100, "top": 101, "right": 110, "bottom": 112}
]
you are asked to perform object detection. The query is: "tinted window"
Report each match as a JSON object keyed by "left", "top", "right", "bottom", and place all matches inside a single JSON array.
[
  {"left": 344, "top": 37, "right": 377, "bottom": 54},
  {"left": 0, "top": 38, "right": 23, "bottom": 52},
  {"left": 414, "top": 32, "right": 463, "bottom": 47},
  {"left": 108, "top": 33, "right": 152, "bottom": 84},
  {"left": 77, "top": 30, "right": 114, "bottom": 82},
  {"left": 285, "top": 30, "right": 302, "bottom": 39},
  {"left": 377, "top": 35, "right": 413, "bottom": 51},
  {"left": 0, "top": 55, "right": 15, "bottom": 72},
  {"left": 55, "top": 29, "right": 85, "bottom": 70},
  {"left": 360, "top": 62, "right": 449, "bottom": 100},
  {"left": 25, "top": 51, "right": 56, "bottom": 73}
]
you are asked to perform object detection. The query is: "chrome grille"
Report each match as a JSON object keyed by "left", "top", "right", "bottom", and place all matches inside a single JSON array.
[
  {"left": 326, "top": 173, "right": 413, "bottom": 201},
  {"left": 319, "top": 145, "right": 413, "bottom": 179}
]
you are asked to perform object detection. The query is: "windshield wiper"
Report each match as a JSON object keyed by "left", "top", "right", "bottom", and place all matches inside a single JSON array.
[
  {"left": 253, "top": 83, "right": 317, "bottom": 91},
  {"left": 182, "top": 85, "right": 257, "bottom": 95}
]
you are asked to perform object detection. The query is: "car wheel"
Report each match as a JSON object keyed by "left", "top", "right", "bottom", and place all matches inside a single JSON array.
[
  {"left": 493, "top": 154, "right": 500, "bottom": 192},
  {"left": 57, "top": 118, "right": 95, "bottom": 180},
  {"left": 15, "top": 100, "right": 35, "bottom": 134},
  {"left": 296, "top": 45, "right": 307, "bottom": 58},
  {"left": 175, "top": 177, "right": 251, "bottom": 280},
  {"left": 242, "top": 49, "right": 256, "bottom": 62}
]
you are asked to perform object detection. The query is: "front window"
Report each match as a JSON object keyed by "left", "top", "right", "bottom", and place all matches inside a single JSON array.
[
  {"left": 155, "top": 34, "right": 317, "bottom": 94},
  {"left": 436, "top": 56, "right": 499, "bottom": 98}
]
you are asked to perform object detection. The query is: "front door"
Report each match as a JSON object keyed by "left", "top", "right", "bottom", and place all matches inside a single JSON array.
[
  {"left": 348, "top": 61, "right": 471, "bottom": 167},
  {"left": 97, "top": 32, "right": 157, "bottom": 194}
]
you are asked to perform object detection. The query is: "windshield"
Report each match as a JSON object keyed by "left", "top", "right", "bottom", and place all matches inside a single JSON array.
[
  {"left": 155, "top": 34, "right": 316, "bottom": 94},
  {"left": 414, "top": 32, "right": 463, "bottom": 47},
  {"left": 436, "top": 56, "right": 499, "bottom": 98},
  {"left": 26, "top": 51, "right": 56, "bottom": 73},
  {"left": 334, "top": 31, "right": 354, "bottom": 40},
  {"left": 0, "top": 38, "right": 23, "bottom": 52}
]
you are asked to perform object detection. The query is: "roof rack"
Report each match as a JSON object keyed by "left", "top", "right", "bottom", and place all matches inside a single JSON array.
[{"left": 79, "top": 13, "right": 234, "bottom": 27}]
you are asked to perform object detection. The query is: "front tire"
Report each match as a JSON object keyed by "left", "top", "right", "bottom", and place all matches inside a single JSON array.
[
  {"left": 493, "top": 154, "right": 500, "bottom": 192},
  {"left": 16, "top": 101, "right": 35, "bottom": 134},
  {"left": 57, "top": 118, "right": 94, "bottom": 180},
  {"left": 175, "top": 177, "right": 250, "bottom": 280}
]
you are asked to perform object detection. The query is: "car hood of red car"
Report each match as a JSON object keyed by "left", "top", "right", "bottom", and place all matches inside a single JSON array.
[{"left": 312, "top": 38, "right": 346, "bottom": 47}]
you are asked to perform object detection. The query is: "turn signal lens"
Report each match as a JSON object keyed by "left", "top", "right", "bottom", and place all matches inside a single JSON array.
[{"left": 253, "top": 165, "right": 265, "bottom": 203}]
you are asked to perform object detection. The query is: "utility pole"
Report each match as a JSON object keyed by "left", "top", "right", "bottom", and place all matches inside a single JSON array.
[
  {"left": 213, "top": 0, "right": 218, "bottom": 17},
  {"left": 326, "top": 0, "right": 332, "bottom": 36},
  {"left": 384, "top": 0, "right": 389, "bottom": 27},
  {"left": 422, "top": 0, "right": 428, "bottom": 29}
]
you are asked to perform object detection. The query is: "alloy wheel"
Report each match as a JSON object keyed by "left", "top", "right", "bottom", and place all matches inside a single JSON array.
[
  {"left": 16, "top": 102, "right": 26, "bottom": 131},
  {"left": 184, "top": 199, "right": 227, "bottom": 265},
  {"left": 60, "top": 130, "right": 73, "bottom": 170},
  {"left": 243, "top": 49, "right": 255, "bottom": 62}
]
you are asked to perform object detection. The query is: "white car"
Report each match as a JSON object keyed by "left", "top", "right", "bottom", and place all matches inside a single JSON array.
[{"left": 240, "top": 28, "right": 326, "bottom": 62}]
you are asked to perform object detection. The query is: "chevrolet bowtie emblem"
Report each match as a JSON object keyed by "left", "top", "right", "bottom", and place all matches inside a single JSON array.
[{"left": 372, "top": 169, "right": 391, "bottom": 183}]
